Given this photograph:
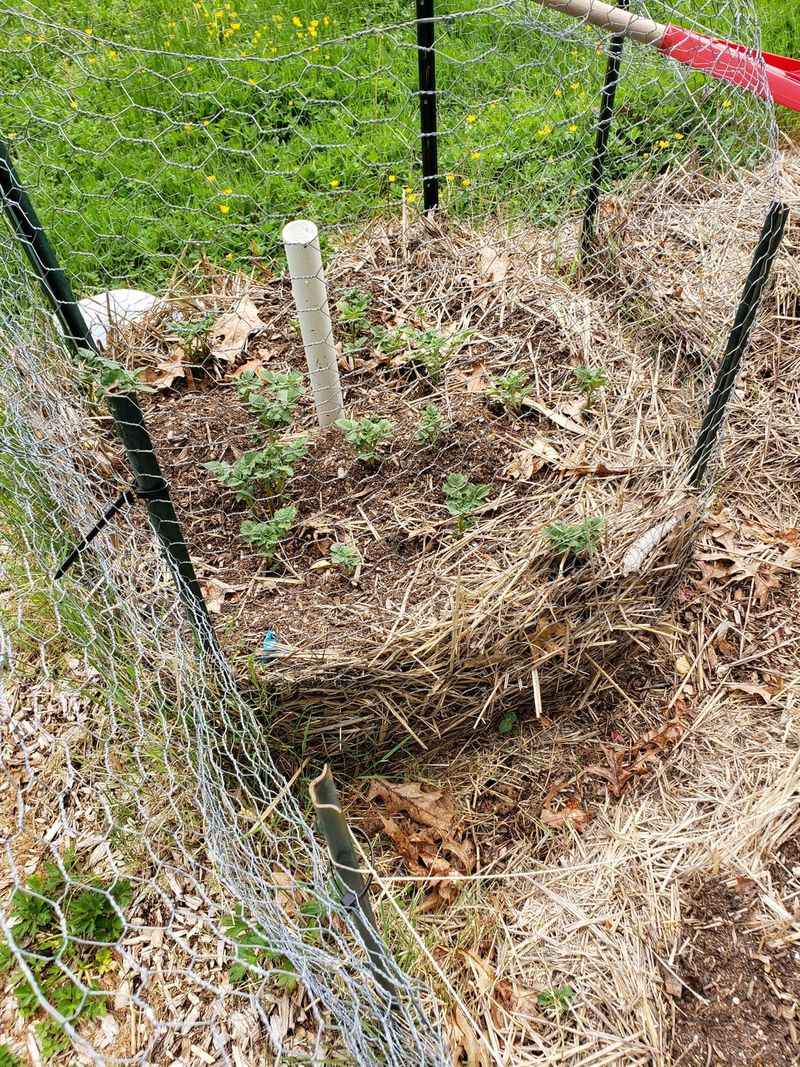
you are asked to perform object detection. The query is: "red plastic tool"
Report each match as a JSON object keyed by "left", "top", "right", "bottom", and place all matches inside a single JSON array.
[
  {"left": 660, "top": 26, "right": 800, "bottom": 113},
  {"left": 535, "top": 1, "right": 800, "bottom": 113}
]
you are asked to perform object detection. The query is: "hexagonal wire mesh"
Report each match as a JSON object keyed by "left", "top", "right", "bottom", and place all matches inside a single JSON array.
[{"left": 0, "top": 0, "right": 787, "bottom": 1062}]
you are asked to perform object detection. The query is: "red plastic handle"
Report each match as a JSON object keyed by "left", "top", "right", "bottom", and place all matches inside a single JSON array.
[{"left": 660, "top": 25, "right": 800, "bottom": 113}]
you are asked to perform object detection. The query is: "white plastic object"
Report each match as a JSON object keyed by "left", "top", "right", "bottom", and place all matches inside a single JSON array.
[
  {"left": 53, "top": 288, "right": 160, "bottom": 349},
  {"left": 281, "top": 219, "right": 344, "bottom": 429}
]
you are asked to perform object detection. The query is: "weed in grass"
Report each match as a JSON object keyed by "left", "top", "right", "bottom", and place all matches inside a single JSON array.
[
  {"left": 336, "top": 416, "right": 393, "bottom": 464},
  {"left": 414, "top": 403, "right": 448, "bottom": 447},
  {"left": 0, "top": 1045, "right": 23, "bottom": 1067},
  {"left": 488, "top": 370, "right": 533, "bottom": 414},
  {"left": 443, "top": 472, "right": 491, "bottom": 535},
  {"left": 573, "top": 365, "right": 608, "bottom": 407},
  {"left": 240, "top": 505, "right": 296, "bottom": 560},
  {"left": 329, "top": 542, "right": 361, "bottom": 574},
  {"left": 543, "top": 516, "right": 604, "bottom": 557},
  {"left": 204, "top": 438, "right": 307, "bottom": 502},
  {"left": 0, "top": 854, "right": 131, "bottom": 1061}
]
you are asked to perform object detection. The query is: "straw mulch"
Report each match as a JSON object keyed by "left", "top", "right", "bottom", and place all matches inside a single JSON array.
[{"left": 112, "top": 195, "right": 741, "bottom": 762}]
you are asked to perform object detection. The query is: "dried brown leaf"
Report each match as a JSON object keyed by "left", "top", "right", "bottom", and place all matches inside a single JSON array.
[
  {"left": 210, "top": 296, "right": 264, "bottom": 362},
  {"left": 141, "top": 351, "right": 186, "bottom": 391},
  {"left": 367, "top": 779, "right": 455, "bottom": 834},
  {"left": 726, "top": 681, "right": 774, "bottom": 703},
  {"left": 477, "top": 242, "right": 509, "bottom": 285},
  {"left": 200, "top": 577, "right": 239, "bottom": 614}
]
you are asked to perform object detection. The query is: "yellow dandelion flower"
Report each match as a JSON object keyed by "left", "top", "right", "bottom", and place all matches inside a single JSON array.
[
  {"left": 407, "top": 193, "right": 417, "bottom": 204},
  {"left": 329, "top": 178, "right": 340, "bottom": 188},
  {"left": 568, "top": 123, "right": 578, "bottom": 133},
  {"left": 387, "top": 174, "right": 396, "bottom": 183},
  {"left": 69, "top": 99, "right": 79, "bottom": 110},
  {"left": 461, "top": 178, "right": 471, "bottom": 188},
  {"left": 225, "top": 252, "right": 234, "bottom": 261},
  {"left": 291, "top": 15, "right": 302, "bottom": 27},
  {"left": 206, "top": 174, "right": 217, "bottom": 183},
  {"left": 323, "top": 15, "right": 330, "bottom": 25},
  {"left": 7, "top": 132, "right": 17, "bottom": 140},
  {"left": 674, "top": 132, "right": 684, "bottom": 140},
  {"left": 248, "top": 77, "right": 256, "bottom": 85},
  {"left": 445, "top": 172, "right": 454, "bottom": 182},
  {"left": 222, "top": 186, "right": 233, "bottom": 195},
  {"left": 231, "top": 22, "right": 241, "bottom": 30},
  {"left": 183, "top": 122, "right": 194, "bottom": 131},
  {"left": 470, "top": 150, "right": 481, "bottom": 160},
  {"left": 555, "top": 88, "right": 562, "bottom": 97},
  {"left": 84, "top": 26, "right": 93, "bottom": 35},
  {"left": 22, "top": 33, "right": 32, "bottom": 45},
  {"left": 657, "top": 138, "right": 670, "bottom": 149},
  {"left": 218, "top": 203, "right": 231, "bottom": 214},
  {"left": 722, "top": 98, "right": 732, "bottom": 109},
  {"left": 570, "top": 81, "right": 580, "bottom": 91},
  {"left": 465, "top": 113, "right": 477, "bottom": 124},
  {"left": 107, "top": 48, "right": 118, "bottom": 59}
]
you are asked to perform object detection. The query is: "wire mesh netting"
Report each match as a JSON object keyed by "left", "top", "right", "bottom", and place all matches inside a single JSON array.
[{"left": 0, "top": 0, "right": 786, "bottom": 1063}]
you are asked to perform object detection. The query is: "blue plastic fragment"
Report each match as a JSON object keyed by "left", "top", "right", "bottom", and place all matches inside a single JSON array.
[{"left": 257, "top": 629, "right": 278, "bottom": 662}]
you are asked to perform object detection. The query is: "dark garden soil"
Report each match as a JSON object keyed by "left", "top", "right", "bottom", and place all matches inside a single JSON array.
[
  {"left": 133, "top": 249, "right": 654, "bottom": 667},
  {"left": 142, "top": 352, "right": 527, "bottom": 659},
  {"left": 668, "top": 845, "right": 800, "bottom": 1067}
]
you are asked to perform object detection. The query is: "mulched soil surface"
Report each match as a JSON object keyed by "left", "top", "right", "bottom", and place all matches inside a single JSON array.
[{"left": 669, "top": 844, "right": 800, "bottom": 1067}]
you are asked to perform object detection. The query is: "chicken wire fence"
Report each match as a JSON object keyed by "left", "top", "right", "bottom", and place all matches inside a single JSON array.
[{"left": 0, "top": 0, "right": 786, "bottom": 1063}]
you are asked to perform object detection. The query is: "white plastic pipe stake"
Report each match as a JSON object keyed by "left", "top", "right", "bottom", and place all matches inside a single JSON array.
[{"left": 282, "top": 219, "right": 344, "bottom": 429}]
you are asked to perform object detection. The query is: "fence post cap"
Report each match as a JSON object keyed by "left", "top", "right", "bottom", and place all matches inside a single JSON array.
[{"left": 282, "top": 219, "right": 319, "bottom": 246}]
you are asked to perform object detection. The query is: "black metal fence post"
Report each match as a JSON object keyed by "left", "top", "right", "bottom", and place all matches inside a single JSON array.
[
  {"left": 0, "top": 141, "right": 218, "bottom": 654},
  {"left": 581, "top": 0, "right": 629, "bottom": 261},
  {"left": 415, "top": 0, "right": 439, "bottom": 211},
  {"left": 688, "top": 200, "right": 789, "bottom": 488}
]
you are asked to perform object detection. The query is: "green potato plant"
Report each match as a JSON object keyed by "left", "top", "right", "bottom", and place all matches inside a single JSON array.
[
  {"left": 414, "top": 403, "right": 448, "bottom": 447},
  {"left": 488, "top": 370, "right": 533, "bottom": 414},
  {"left": 336, "top": 416, "right": 393, "bottom": 463},
  {"left": 543, "top": 516, "right": 604, "bottom": 557},
  {"left": 573, "top": 365, "right": 608, "bottom": 407},
  {"left": 329, "top": 542, "right": 361, "bottom": 574},
  {"left": 443, "top": 472, "right": 491, "bottom": 535},
  {"left": 240, "top": 505, "right": 297, "bottom": 561},
  {"left": 204, "top": 438, "right": 307, "bottom": 502}
]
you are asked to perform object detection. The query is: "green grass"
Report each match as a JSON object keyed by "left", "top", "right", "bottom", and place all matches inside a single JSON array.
[{"left": 0, "top": 0, "right": 793, "bottom": 292}]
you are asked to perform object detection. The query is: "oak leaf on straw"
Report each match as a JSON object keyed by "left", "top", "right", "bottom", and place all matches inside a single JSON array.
[
  {"left": 725, "top": 680, "right": 775, "bottom": 703},
  {"left": 366, "top": 778, "right": 455, "bottom": 834},
  {"left": 141, "top": 351, "right": 187, "bottom": 391},
  {"left": 209, "top": 296, "right": 264, "bottom": 362},
  {"left": 477, "top": 242, "right": 509, "bottom": 286}
]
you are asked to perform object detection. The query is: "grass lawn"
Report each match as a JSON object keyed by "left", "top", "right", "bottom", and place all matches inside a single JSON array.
[{"left": 0, "top": 0, "right": 795, "bottom": 292}]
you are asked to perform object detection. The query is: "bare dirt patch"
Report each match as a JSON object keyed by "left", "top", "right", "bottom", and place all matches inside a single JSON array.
[{"left": 669, "top": 867, "right": 800, "bottom": 1067}]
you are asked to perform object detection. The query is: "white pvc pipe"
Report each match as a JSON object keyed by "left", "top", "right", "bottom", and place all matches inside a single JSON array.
[
  {"left": 281, "top": 219, "right": 344, "bottom": 429},
  {"left": 534, "top": 0, "right": 666, "bottom": 47}
]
